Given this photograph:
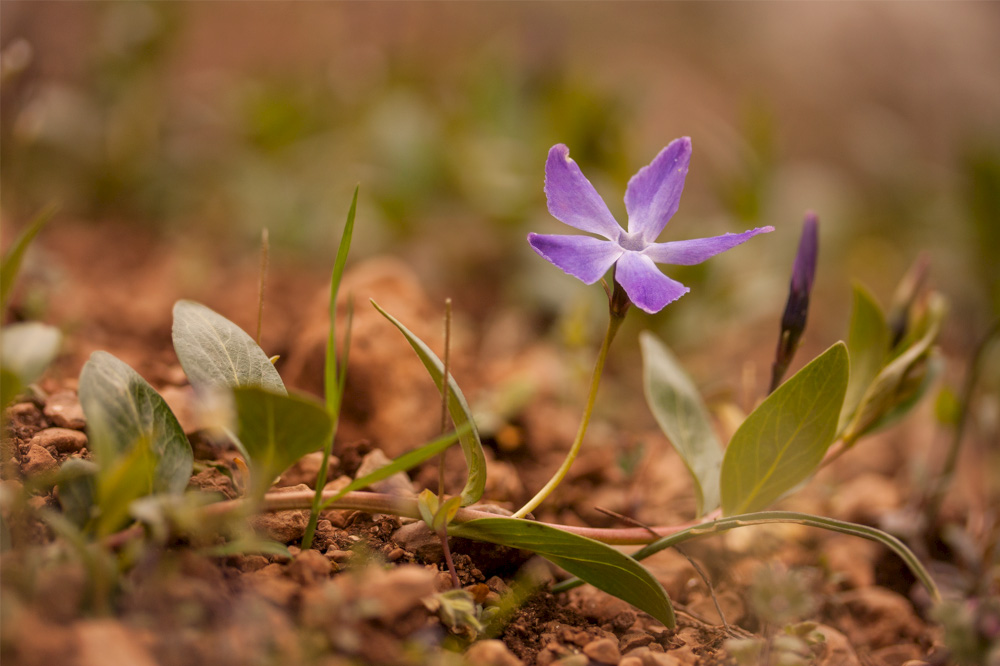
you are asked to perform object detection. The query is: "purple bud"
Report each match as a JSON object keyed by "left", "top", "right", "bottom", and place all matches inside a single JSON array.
[{"left": 769, "top": 212, "right": 819, "bottom": 393}]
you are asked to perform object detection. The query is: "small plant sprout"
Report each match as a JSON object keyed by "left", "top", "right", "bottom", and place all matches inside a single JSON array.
[{"left": 516, "top": 138, "right": 773, "bottom": 517}]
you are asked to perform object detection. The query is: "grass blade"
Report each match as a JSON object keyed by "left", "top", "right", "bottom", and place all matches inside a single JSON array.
[
  {"left": 319, "top": 424, "right": 470, "bottom": 511},
  {"left": 371, "top": 300, "right": 486, "bottom": 506},
  {"left": 0, "top": 204, "right": 57, "bottom": 311}
]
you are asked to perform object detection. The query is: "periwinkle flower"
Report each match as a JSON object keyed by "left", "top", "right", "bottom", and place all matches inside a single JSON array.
[{"left": 528, "top": 138, "right": 774, "bottom": 314}]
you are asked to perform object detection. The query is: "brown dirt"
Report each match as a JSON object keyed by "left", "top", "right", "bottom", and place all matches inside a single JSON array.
[{"left": 0, "top": 222, "right": 961, "bottom": 665}]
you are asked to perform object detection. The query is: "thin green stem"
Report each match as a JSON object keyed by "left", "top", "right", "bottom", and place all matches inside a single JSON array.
[{"left": 512, "top": 311, "right": 624, "bottom": 519}]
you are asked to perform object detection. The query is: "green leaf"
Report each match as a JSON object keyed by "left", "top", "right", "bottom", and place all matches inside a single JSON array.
[
  {"left": 842, "top": 294, "right": 945, "bottom": 444},
  {"left": 640, "top": 331, "right": 722, "bottom": 517},
  {"left": 451, "top": 517, "right": 675, "bottom": 628},
  {"left": 94, "top": 438, "right": 158, "bottom": 536},
  {"left": 325, "top": 186, "right": 357, "bottom": 416},
  {"left": 55, "top": 458, "right": 99, "bottom": 530},
  {"left": 1, "top": 322, "right": 62, "bottom": 390},
  {"left": 554, "top": 510, "right": 940, "bottom": 604},
  {"left": 0, "top": 368, "right": 24, "bottom": 412},
  {"left": 0, "top": 204, "right": 56, "bottom": 312},
  {"left": 172, "top": 300, "right": 286, "bottom": 395},
  {"left": 200, "top": 538, "right": 292, "bottom": 559},
  {"left": 78, "top": 351, "right": 193, "bottom": 495},
  {"left": 839, "top": 284, "right": 889, "bottom": 434},
  {"left": 231, "top": 386, "right": 333, "bottom": 498},
  {"left": 319, "top": 425, "right": 468, "bottom": 511},
  {"left": 371, "top": 300, "right": 486, "bottom": 506},
  {"left": 720, "top": 342, "right": 848, "bottom": 516}
]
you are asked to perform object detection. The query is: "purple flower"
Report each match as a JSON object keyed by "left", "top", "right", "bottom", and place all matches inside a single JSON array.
[{"left": 528, "top": 138, "right": 774, "bottom": 313}]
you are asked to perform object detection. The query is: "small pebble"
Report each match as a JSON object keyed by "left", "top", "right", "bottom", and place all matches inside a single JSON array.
[
  {"left": 463, "top": 639, "right": 525, "bottom": 666},
  {"left": 30, "top": 428, "right": 88, "bottom": 454},
  {"left": 43, "top": 392, "right": 86, "bottom": 430},
  {"left": 326, "top": 549, "right": 353, "bottom": 563},
  {"left": 288, "top": 549, "right": 332, "bottom": 585},
  {"left": 22, "top": 443, "right": 58, "bottom": 476},
  {"left": 583, "top": 638, "right": 621, "bottom": 664},
  {"left": 619, "top": 631, "right": 654, "bottom": 653},
  {"left": 386, "top": 547, "right": 405, "bottom": 562}
]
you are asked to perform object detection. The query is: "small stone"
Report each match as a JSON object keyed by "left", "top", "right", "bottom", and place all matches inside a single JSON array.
[
  {"left": 43, "top": 391, "right": 86, "bottom": 429},
  {"left": 288, "top": 549, "right": 333, "bottom": 585},
  {"left": 619, "top": 632, "right": 654, "bottom": 653},
  {"left": 393, "top": 521, "right": 443, "bottom": 563},
  {"left": 278, "top": 451, "right": 339, "bottom": 488},
  {"left": 248, "top": 484, "right": 311, "bottom": 543},
  {"left": 463, "top": 639, "right": 525, "bottom": 666},
  {"left": 364, "top": 564, "right": 438, "bottom": 622},
  {"left": 386, "top": 547, "right": 405, "bottom": 562},
  {"left": 326, "top": 549, "right": 353, "bottom": 563},
  {"left": 583, "top": 637, "right": 621, "bottom": 664},
  {"left": 6, "top": 402, "right": 45, "bottom": 426},
  {"left": 22, "top": 443, "right": 58, "bottom": 475},
  {"left": 231, "top": 554, "right": 269, "bottom": 573},
  {"left": 29, "top": 427, "right": 88, "bottom": 454},
  {"left": 356, "top": 449, "right": 414, "bottom": 496},
  {"left": 641, "top": 653, "right": 681, "bottom": 666},
  {"left": 620, "top": 658, "right": 644, "bottom": 666}
]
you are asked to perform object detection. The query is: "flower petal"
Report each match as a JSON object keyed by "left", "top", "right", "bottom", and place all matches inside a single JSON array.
[
  {"left": 545, "top": 144, "right": 622, "bottom": 239},
  {"left": 624, "top": 137, "right": 692, "bottom": 241},
  {"left": 528, "top": 233, "right": 623, "bottom": 285},
  {"left": 615, "top": 251, "right": 689, "bottom": 313},
  {"left": 642, "top": 226, "right": 775, "bottom": 265}
]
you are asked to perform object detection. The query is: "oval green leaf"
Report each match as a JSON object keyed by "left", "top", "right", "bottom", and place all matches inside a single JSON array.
[
  {"left": 720, "top": 342, "right": 848, "bottom": 516},
  {"left": 640, "top": 331, "right": 722, "bottom": 517},
  {"left": 371, "top": 300, "right": 486, "bottom": 506},
  {"left": 78, "top": 351, "right": 193, "bottom": 495},
  {"left": 231, "top": 386, "right": 333, "bottom": 497},
  {"left": 172, "top": 300, "right": 286, "bottom": 395},
  {"left": 451, "top": 517, "right": 675, "bottom": 629},
  {"left": 839, "top": 284, "right": 889, "bottom": 434}
]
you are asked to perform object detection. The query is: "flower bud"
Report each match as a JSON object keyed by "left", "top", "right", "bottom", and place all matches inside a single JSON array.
[{"left": 769, "top": 212, "right": 818, "bottom": 393}]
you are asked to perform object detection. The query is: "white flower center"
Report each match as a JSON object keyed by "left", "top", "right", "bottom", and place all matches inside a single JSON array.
[{"left": 617, "top": 231, "right": 647, "bottom": 252}]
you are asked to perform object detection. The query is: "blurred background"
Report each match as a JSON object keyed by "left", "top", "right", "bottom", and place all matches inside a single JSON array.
[{"left": 1, "top": 2, "right": 998, "bottom": 360}]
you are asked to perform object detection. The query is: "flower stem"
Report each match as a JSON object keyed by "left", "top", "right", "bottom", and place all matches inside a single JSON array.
[{"left": 512, "top": 309, "right": 625, "bottom": 519}]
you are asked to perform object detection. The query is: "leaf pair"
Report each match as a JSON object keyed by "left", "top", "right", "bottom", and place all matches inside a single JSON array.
[
  {"left": 172, "top": 300, "right": 331, "bottom": 498},
  {"left": 642, "top": 332, "right": 849, "bottom": 517},
  {"left": 839, "top": 284, "right": 945, "bottom": 445}
]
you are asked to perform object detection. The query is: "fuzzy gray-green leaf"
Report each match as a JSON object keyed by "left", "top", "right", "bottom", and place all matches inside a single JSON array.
[
  {"left": 371, "top": 300, "right": 486, "bottom": 506},
  {"left": 640, "top": 331, "right": 722, "bottom": 517},
  {"left": 451, "top": 517, "right": 675, "bottom": 628},
  {"left": 720, "top": 342, "right": 848, "bottom": 516},
  {"left": 172, "top": 300, "right": 285, "bottom": 395},
  {"left": 78, "top": 351, "right": 193, "bottom": 495}
]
